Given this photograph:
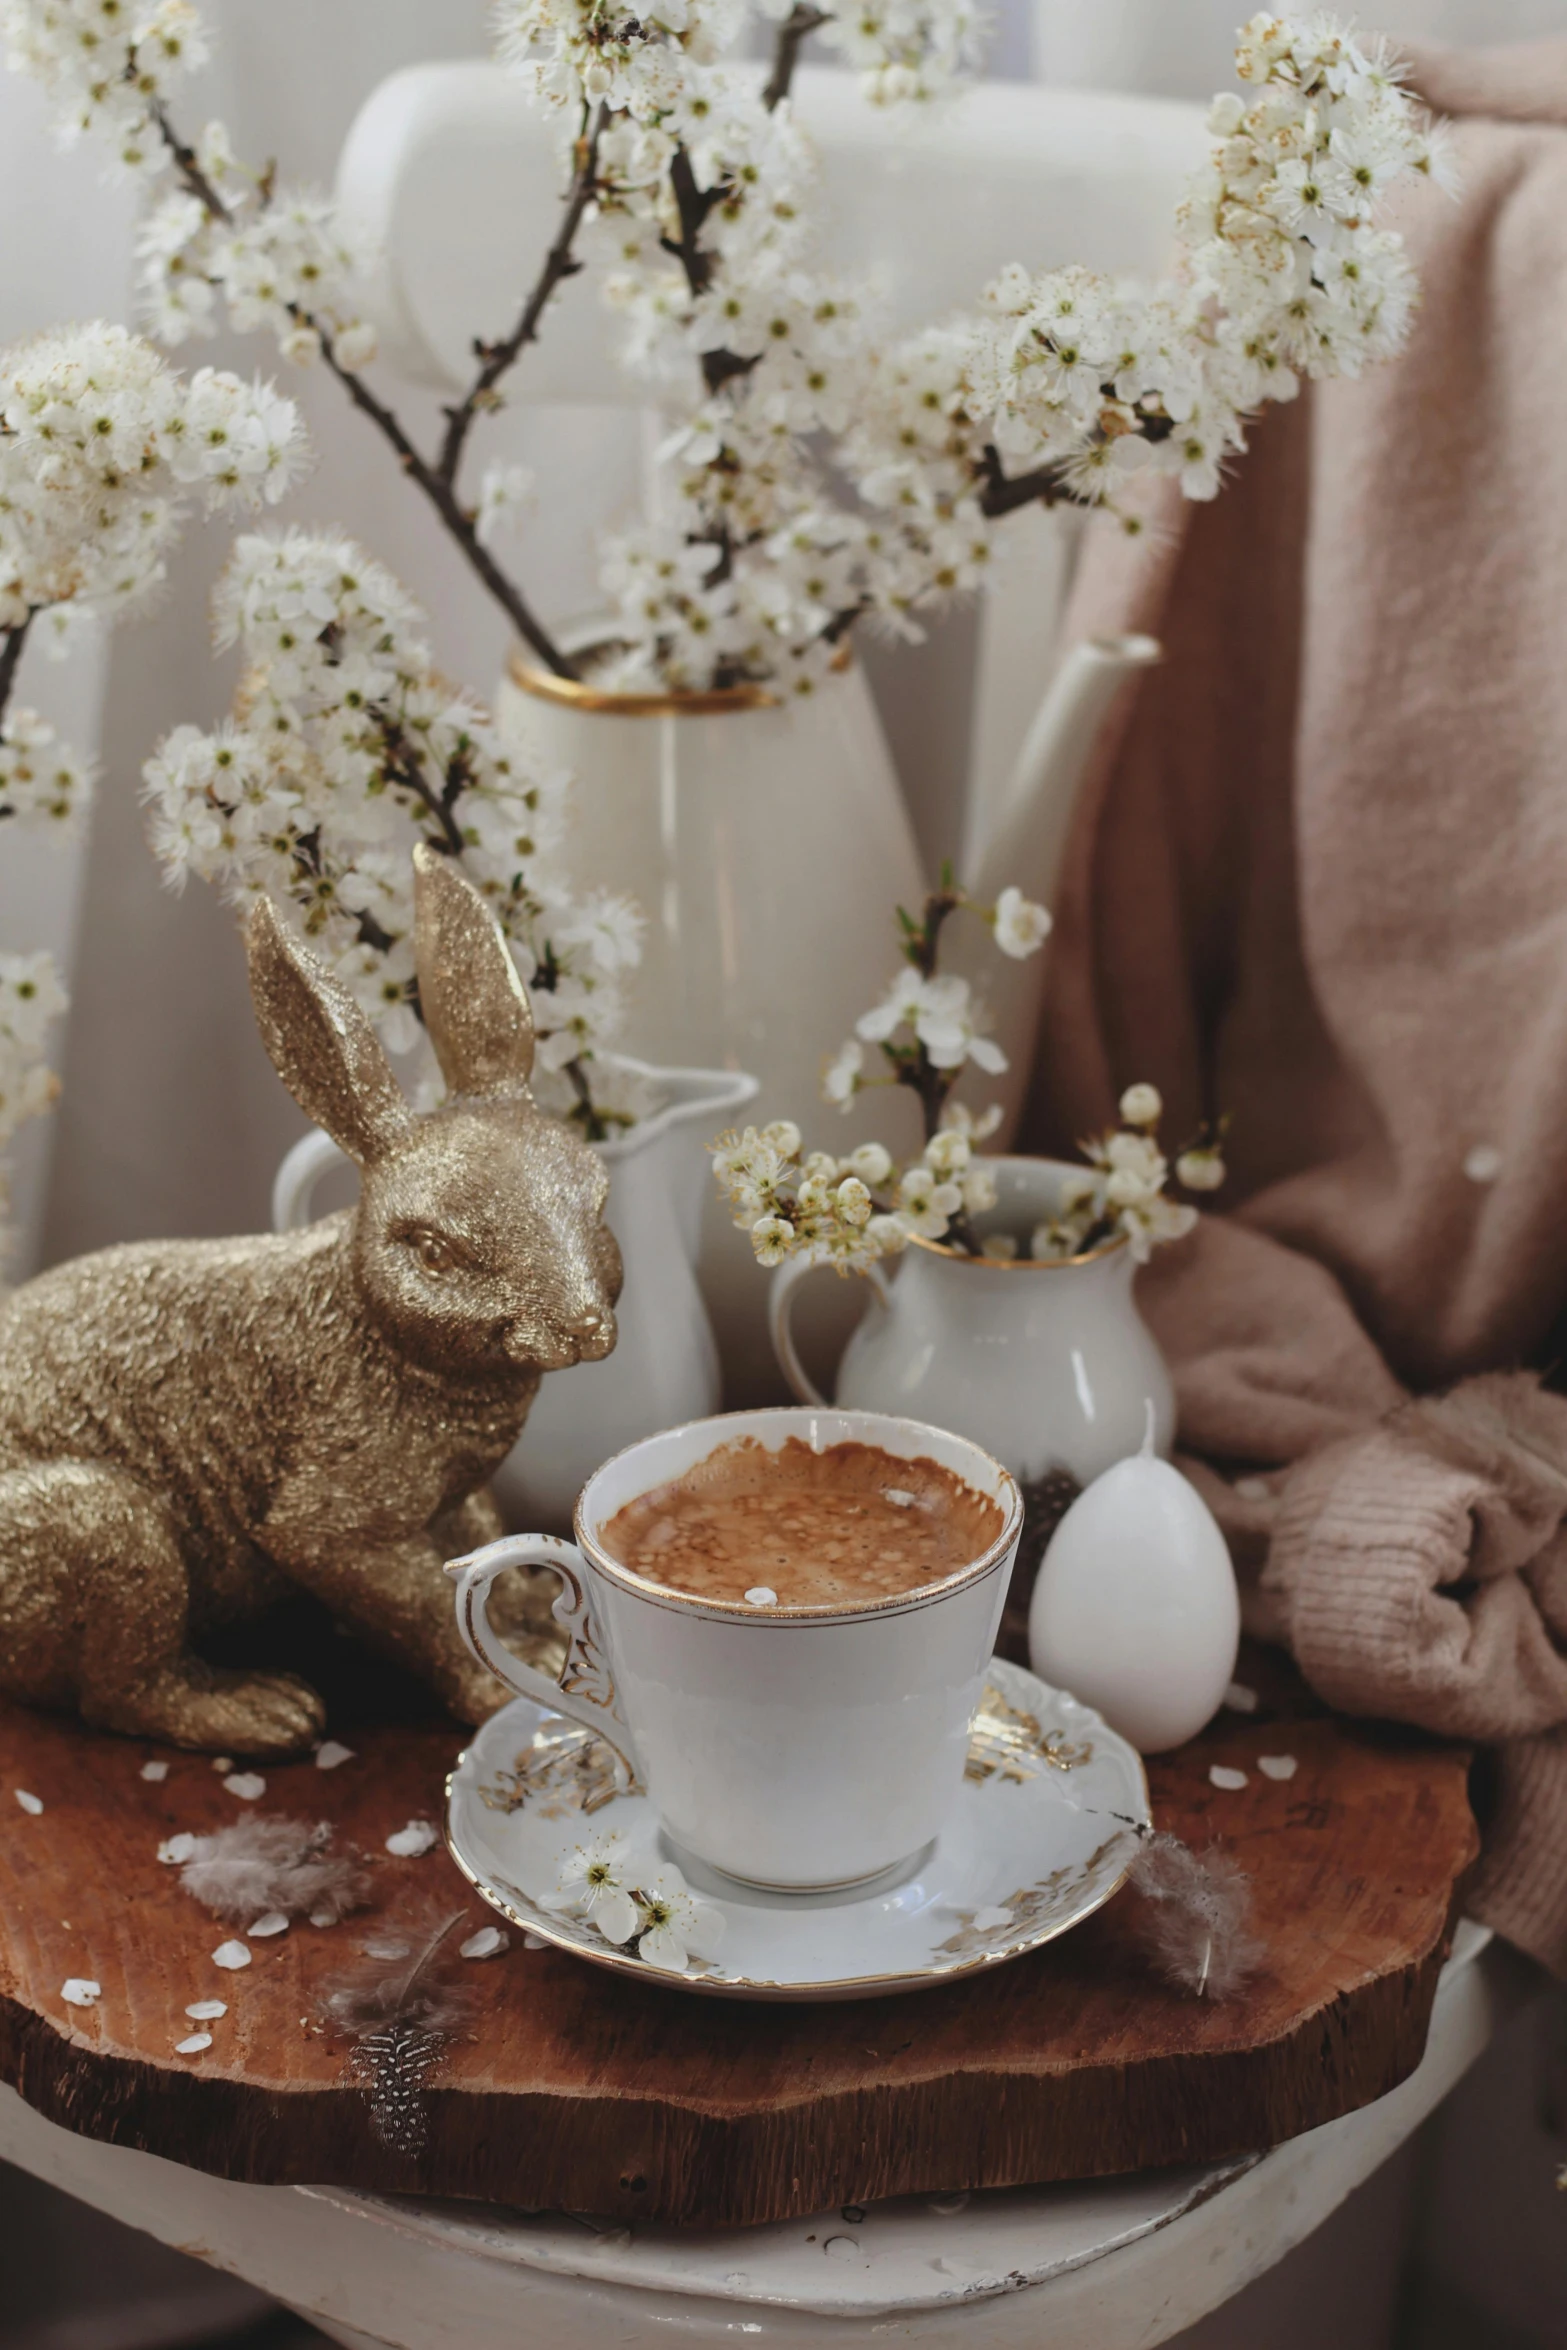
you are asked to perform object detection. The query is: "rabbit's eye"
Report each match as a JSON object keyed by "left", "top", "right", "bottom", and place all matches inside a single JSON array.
[{"left": 410, "top": 1229, "right": 457, "bottom": 1276}]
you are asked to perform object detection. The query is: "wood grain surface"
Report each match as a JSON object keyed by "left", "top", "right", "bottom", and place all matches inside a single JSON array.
[{"left": 0, "top": 1649, "right": 1478, "bottom": 2228}]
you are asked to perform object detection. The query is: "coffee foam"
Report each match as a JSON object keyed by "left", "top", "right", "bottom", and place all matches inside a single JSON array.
[{"left": 599, "top": 1435, "right": 1003, "bottom": 1609}]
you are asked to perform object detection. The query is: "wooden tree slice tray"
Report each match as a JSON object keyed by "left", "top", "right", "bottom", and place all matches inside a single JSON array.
[{"left": 0, "top": 1653, "right": 1477, "bottom": 2229}]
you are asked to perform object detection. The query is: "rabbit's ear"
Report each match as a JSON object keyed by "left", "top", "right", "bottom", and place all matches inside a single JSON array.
[
  {"left": 247, "top": 900, "right": 413, "bottom": 1167},
  {"left": 413, "top": 843, "right": 536, "bottom": 1096}
]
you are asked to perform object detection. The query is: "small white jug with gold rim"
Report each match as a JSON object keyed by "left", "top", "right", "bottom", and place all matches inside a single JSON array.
[{"left": 769, "top": 1156, "right": 1174, "bottom": 1487}]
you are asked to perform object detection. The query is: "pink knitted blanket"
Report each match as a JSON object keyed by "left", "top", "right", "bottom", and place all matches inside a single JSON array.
[{"left": 1021, "top": 35, "right": 1567, "bottom": 1974}]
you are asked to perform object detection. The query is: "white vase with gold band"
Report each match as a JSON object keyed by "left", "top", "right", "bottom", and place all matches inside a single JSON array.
[{"left": 494, "top": 625, "right": 926, "bottom": 1127}]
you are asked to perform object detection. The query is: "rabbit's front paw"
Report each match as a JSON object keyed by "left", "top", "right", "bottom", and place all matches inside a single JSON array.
[{"left": 102, "top": 1664, "right": 328, "bottom": 1755}]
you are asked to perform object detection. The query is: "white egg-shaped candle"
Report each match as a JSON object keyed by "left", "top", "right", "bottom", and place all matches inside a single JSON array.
[{"left": 1029, "top": 1419, "right": 1239, "bottom": 1754}]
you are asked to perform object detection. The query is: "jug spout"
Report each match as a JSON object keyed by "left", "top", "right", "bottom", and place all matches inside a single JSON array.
[
  {"left": 950, "top": 633, "right": 1159, "bottom": 1143},
  {"left": 964, "top": 633, "right": 1161, "bottom": 912}
]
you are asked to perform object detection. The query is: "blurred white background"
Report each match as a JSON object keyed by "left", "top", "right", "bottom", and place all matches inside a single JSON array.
[{"left": 2, "top": 0, "right": 1556, "bottom": 1282}]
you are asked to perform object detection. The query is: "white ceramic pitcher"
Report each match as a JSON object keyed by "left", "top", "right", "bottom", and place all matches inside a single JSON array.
[
  {"left": 272, "top": 1055, "right": 758, "bottom": 1529},
  {"left": 495, "top": 630, "right": 925, "bottom": 1126},
  {"left": 769, "top": 1157, "right": 1175, "bottom": 1488}
]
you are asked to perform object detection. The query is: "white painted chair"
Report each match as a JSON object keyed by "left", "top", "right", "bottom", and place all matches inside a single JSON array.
[
  {"left": 333, "top": 63, "right": 1208, "bottom": 870},
  {"left": 0, "top": 1926, "right": 1530, "bottom": 2350}
]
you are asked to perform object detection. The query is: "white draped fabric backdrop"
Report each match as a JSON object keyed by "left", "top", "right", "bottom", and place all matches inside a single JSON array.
[{"left": 1, "top": 0, "right": 1554, "bottom": 1277}]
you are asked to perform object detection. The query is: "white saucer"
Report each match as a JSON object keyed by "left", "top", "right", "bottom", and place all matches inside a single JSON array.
[{"left": 446, "top": 1657, "right": 1150, "bottom": 2001}]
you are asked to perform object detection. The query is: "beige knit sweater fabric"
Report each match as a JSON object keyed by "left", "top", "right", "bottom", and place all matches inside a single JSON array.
[{"left": 1020, "top": 37, "right": 1567, "bottom": 1975}]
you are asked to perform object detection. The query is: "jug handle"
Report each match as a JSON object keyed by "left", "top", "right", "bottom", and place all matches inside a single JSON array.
[
  {"left": 769, "top": 1257, "right": 893, "bottom": 1407},
  {"left": 272, "top": 1126, "right": 348, "bottom": 1232}
]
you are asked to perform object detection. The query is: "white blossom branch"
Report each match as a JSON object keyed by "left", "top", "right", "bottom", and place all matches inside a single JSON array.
[{"left": 147, "top": 97, "right": 579, "bottom": 680}]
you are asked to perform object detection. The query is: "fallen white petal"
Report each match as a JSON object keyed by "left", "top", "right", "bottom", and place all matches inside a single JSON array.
[
  {"left": 461, "top": 1926, "right": 508, "bottom": 1960},
  {"left": 1223, "top": 1682, "right": 1259, "bottom": 1715},
  {"left": 1209, "top": 1765, "right": 1249, "bottom": 1792},
  {"left": 14, "top": 1790, "right": 42, "bottom": 1815},
  {"left": 315, "top": 1741, "right": 355, "bottom": 1770},
  {"left": 523, "top": 1933, "right": 547, "bottom": 1951},
  {"left": 1464, "top": 1145, "right": 1502, "bottom": 1185},
  {"left": 212, "top": 1941, "right": 252, "bottom": 1970},
  {"left": 158, "top": 1833, "right": 198, "bottom": 1865},
  {"left": 140, "top": 1760, "right": 169, "bottom": 1782},
  {"left": 1233, "top": 1477, "right": 1270, "bottom": 1503},
  {"left": 385, "top": 1820, "right": 439, "bottom": 1858},
  {"left": 223, "top": 1773, "right": 266, "bottom": 1801},
  {"left": 211, "top": 1757, "right": 233, "bottom": 1774},
  {"left": 1257, "top": 1754, "right": 1299, "bottom": 1781},
  {"left": 175, "top": 2033, "right": 212, "bottom": 2055},
  {"left": 308, "top": 1907, "right": 338, "bottom": 1928},
  {"left": 186, "top": 2000, "right": 227, "bottom": 2021},
  {"left": 247, "top": 1911, "right": 289, "bottom": 1938},
  {"left": 61, "top": 1979, "right": 100, "bottom": 2007}
]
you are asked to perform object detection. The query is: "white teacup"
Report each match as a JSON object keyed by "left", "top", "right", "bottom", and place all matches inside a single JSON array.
[{"left": 446, "top": 1406, "right": 1023, "bottom": 1893}]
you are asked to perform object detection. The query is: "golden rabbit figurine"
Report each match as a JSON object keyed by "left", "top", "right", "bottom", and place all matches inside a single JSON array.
[{"left": 0, "top": 846, "right": 621, "bottom": 1752}]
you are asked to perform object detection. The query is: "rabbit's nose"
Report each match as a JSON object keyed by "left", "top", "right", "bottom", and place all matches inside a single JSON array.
[{"left": 569, "top": 1304, "right": 615, "bottom": 1359}]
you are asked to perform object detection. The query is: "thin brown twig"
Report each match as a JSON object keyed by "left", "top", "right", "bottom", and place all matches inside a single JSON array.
[
  {"left": 152, "top": 100, "right": 234, "bottom": 222},
  {"left": 305, "top": 323, "right": 575, "bottom": 677},
  {"left": 975, "top": 443, "right": 1075, "bottom": 519},
  {"left": 373, "top": 718, "right": 467, "bottom": 859},
  {"left": 0, "top": 611, "right": 36, "bottom": 736},
  {"left": 435, "top": 103, "right": 609, "bottom": 491},
  {"left": 762, "top": 5, "right": 830, "bottom": 110},
  {"left": 149, "top": 103, "right": 577, "bottom": 681}
]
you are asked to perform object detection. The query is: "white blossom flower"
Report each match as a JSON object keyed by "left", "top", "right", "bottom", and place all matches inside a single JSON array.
[
  {"left": 845, "top": 1141, "right": 892, "bottom": 1185},
  {"left": 923, "top": 1126, "right": 971, "bottom": 1181},
  {"left": 140, "top": 528, "right": 634, "bottom": 1129},
  {"left": 895, "top": 1163, "right": 963, "bottom": 1240},
  {"left": 823, "top": 1036, "right": 863, "bottom": 1109},
  {"left": 834, "top": 1174, "right": 873, "bottom": 1226},
  {"left": 939, "top": 1098, "right": 1003, "bottom": 1143},
  {"left": 991, "top": 886, "right": 1051, "bottom": 959},
  {"left": 1176, "top": 1145, "right": 1227, "bottom": 1192},
  {"left": 1119, "top": 1083, "right": 1163, "bottom": 1129},
  {"left": 0, "top": 949, "right": 66, "bottom": 1261},
  {"left": 476, "top": 461, "right": 534, "bottom": 547},
  {"left": 541, "top": 1828, "right": 641, "bottom": 1943},
  {"left": 629, "top": 1863, "right": 725, "bottom": 1972},
  {"left": 0, "top": 325, "right": 307, "bottom": 634},
  {"left": 750, "top": 1212, "right": 794, "bottom": 1265}
]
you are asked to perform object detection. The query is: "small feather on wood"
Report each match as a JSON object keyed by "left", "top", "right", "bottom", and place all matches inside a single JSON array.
[
  {"left": 320, "top": 1908, "right": 476, "bottom": 2158},
  {"left": 178, "top": 1817, "right": 369, "bottom": 1925},
  {"left": 1127, "top": 1832, "right": 1262, "bottom": 2001}
]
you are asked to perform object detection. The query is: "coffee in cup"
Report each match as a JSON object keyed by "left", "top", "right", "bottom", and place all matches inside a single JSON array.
[{"left": 600, "top": 1434, "right": 1005, "bottom": 1609}]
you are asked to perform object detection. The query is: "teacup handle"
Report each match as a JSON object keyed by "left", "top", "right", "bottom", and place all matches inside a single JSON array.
[
  {"left": 768, "top": 1257, "right": 893, "bottom": 1406},
  {"left": 445, "top": 1534, "right": 643, "bottom": 1794}
]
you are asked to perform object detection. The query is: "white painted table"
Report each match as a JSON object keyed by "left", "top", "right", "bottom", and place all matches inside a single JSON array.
[{"left": 0, "top": 1922, "right": 1529, "bottom": 2350}]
